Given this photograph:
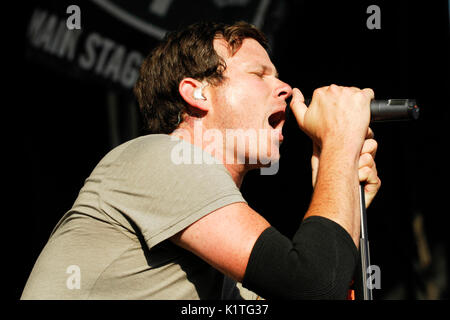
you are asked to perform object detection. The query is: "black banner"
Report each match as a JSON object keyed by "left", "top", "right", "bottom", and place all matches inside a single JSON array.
[{"left": 24, "top": 0, "right": 275, "bottom": 92}]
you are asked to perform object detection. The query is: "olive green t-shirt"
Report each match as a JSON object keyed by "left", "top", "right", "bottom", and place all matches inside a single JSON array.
[{"left": 21, "top": 134, "right": 254, "bottom": 300}]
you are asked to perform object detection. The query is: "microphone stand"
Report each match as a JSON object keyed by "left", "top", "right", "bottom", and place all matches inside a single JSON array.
[
  {"left": 358, "top": 183, "right": 373, "bottom": 300},
  {"left": 354, "top": 99, "right": 418, "bottom": 300}
]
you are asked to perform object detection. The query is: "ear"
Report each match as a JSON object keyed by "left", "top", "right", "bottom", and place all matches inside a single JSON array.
[{"left": 179, "top": 78, "right": 210, "bottom": 112}]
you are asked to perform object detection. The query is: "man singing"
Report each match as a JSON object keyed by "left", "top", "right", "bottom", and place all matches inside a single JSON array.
[{"left": 22, "top": 21, "right": 380, "bottom": 299}]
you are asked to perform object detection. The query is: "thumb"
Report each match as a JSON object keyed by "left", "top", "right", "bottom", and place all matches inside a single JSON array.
[{"left": 289, "top": 88, "right": 308, "bottom": 128}]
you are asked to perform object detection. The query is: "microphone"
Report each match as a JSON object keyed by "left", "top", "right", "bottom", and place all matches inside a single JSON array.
[
  {"left": 368, "top": 99, "right": 419, "bottom": 122},
  {"left": 299, "top": 98, "right": 420, "bottom": 122}
]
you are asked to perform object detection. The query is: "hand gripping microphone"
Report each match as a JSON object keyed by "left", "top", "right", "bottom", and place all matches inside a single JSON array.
[
  {"left": 301, "top": 98, "right": 420, "bottom": 122},
  {"left": 287, "top": 96, "right": 419, "bottom": 300}
]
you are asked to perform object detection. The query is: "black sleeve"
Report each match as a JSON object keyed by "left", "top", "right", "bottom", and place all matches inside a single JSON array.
[{"left": 242, "top": 216, "right": 358, "bottom": 299}]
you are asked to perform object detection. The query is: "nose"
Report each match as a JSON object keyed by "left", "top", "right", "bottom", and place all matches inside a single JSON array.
[{"left": 275, "top": 79, "right": 293, "bottom": 101}]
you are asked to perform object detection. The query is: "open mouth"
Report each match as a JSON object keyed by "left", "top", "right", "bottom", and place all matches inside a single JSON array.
[{"left": 268, "top": 111, "right": 286, "bottom": 129}]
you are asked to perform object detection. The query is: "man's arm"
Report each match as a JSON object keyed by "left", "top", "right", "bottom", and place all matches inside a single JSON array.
[
  {"left": 305, "top": 141, "right": 361, "bottom": 244},
  {"left": 290, "top": 85, "right": 376, "bottom": 245},
  {"left": 311, "top": 134, "right": 380, "bottom": 209},
  {"left": 171, "top": 201, "right": 270, "bottom": 283}
]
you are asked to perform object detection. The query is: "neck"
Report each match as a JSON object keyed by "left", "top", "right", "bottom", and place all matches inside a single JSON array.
[
  {"left": 222, "top": 162, "right": 248, "bottom": 189},
  {"left": 170, "top": 122, "right": 249, "bottom": 189}
]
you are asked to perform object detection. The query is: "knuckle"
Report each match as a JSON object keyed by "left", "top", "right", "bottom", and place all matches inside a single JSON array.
[
  {"left": 363, "top": 152, "right": 374, "bottom": 164},
  {"left": 328, "top": 84, "right": 340, "bottom": 93},
  {"left": 359, "top": 152, "right": 376, "bottom": 169},
  {"left": 370, "top": 139, "right": 378, "bottom": 151},
  {"left": 359, "top": 166, "right": 371, "bottom": 179},
  {"left": 363, "top": 88, "right": 375, "bottom": 98},
  {"left": 369, "top": 137, "right": 377, "bottom": 146},
  {"left": 313, "top": 87, "right": 324, "bottom": 97},
  {"left": 365, "top": 138, "right": 378, "bottom": 151}
]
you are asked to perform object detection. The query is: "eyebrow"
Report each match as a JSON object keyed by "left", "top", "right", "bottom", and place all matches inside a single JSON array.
[{"left": 260, "top": 64, "right": 279, "bottom": 78}]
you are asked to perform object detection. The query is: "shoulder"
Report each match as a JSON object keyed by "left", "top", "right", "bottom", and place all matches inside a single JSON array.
[
  {"left": 110, "top": 134, "right": 221, "bottom": 167},
  {"left": 100, "top": 133, "right": 240, "bottom": 200}
]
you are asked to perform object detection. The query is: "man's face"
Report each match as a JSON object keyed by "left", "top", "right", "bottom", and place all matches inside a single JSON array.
[{"left": 208, "top": 38, "right": 292, "bottom": 168}]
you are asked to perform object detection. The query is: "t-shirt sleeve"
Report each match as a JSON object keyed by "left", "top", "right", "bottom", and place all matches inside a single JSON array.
[{"left": 98, "top": 135, "right": 246, "bottom": 249}]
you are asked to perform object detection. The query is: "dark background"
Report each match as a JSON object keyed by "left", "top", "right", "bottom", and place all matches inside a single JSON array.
[{"left": 14, "top": 0, "right": 449, "bottom": 300}]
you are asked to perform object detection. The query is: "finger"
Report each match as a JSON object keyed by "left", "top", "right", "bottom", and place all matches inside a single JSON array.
[
  {"left": 293, "top": 87, "right": 305, "bottom": 102},
  {"left": 348, "top": 86, "right": 361, "bottom": 92},
  {"left": 358, "top": 153, "right": 376, "bottom": 170},
  {"left": 358, "top": 166, "right": 378, "bottom": 185},
  {"left": 290, "top": 88, "right": 308, "bottom": 128},
  {"left": 362, "top": 88, "right": 375, "bottom": 101},
  {"left": 311, "top": 142, "right": 320, "bottom": 173},
  {"left": 359, "top": 165, "right": 381, "bottom": 208},
  {"left": 326, "top": 84, "right": 338, "bottom": 92},
  {"left": 311, "top": 143, "right": 320, "bottom": 187},
  {"left": 365, "top": 176, "right": 381, "bottom": 194},
  {"left": 366, "top": 127, "right": 375, "bottom": 139},
  {"left": 315, "top": 85, "right": 330, "bottom": 97},
  {"left": 361, "top": 139, "right": 378, "bottom": 158}
]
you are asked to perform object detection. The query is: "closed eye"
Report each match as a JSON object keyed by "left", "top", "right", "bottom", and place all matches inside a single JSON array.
[
  {"left": 252, "top": 71, "right": 279, "bottom": 79},
  {"left": 248, "top": 65, "right": 278, "bottom": 78},
  {"left": 251, "top": 72, "right": 265, "bottom": 78}
]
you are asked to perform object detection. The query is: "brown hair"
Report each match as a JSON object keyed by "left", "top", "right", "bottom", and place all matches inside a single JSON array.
[{"left": 134, "top": 21, "right": 268, "bottom": 134}]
